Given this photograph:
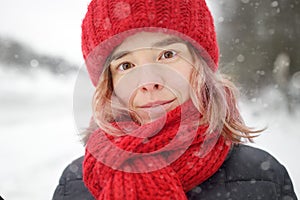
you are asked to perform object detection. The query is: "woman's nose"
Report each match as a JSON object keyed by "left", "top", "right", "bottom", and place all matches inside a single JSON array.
[{"left": 140, "top": 83, "right": 164, "bottom": 92}]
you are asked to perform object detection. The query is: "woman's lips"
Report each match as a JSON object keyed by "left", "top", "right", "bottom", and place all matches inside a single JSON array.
[{"left": 138, "top": 99, "right": 176, "bottom": 108}]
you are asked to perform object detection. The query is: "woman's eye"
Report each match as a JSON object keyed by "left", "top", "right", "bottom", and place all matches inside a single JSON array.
[
  {"left": 159, "top": 50, "right": 177, "bottom": 60},
  {"left": 117, "top": 62, "right": 135, "bottom": 71}
]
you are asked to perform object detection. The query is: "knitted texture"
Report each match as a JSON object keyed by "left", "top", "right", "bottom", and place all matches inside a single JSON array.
[
  {"left": 81, "top": 0, "right": 219, "bottom": 86},
  {"left": 83, "top": 100, "right": 232, "bottom": 199}
]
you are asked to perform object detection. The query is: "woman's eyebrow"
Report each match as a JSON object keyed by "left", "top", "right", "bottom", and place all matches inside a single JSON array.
[
  {"left": 152, "top": 37, "right": 186, "bottom": 48},
  {"left": 110, "top": 51, "right": 131, "bottom": 62},
  {"left": 110, "top": 37, "right": 186, "bottom": 62}
]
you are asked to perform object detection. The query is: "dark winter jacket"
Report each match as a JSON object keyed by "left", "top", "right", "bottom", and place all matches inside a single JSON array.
[{"left": 52, "top": 144, "right": 297, "bottom": 200}]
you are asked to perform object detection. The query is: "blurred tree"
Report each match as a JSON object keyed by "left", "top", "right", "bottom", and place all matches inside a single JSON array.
[
  {"left": 0, "top": 36, "right": 79, "bottom": 74},
  {"left": 215, "top": 0, "right": 300, "bottom": 97}
]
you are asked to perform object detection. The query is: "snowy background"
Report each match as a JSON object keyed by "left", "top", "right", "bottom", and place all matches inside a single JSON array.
[{"left": 0, "top": 0, "right": 299, "bottom": 199}]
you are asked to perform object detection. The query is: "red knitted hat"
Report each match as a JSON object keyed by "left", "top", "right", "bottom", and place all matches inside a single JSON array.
[{"left": 81, "top": 0, "right": 219, "bottom": 86}]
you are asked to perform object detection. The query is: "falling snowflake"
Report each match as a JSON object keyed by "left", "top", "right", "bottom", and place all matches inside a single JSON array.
[
  {"left": 271, "top": 1, "right": 279, "bottom": 8},
  {"left": 103, "top": 18, "right": 112, "bottom": 30},
  {"left": 113, "top": 2, "right": 131, "bottom": 20},
  {"left": 69, "top": 163, "right": 79, "bottom": 173},
  {"left": 30, "top": 59, "right": 39, "bottom": 68},
  {"left": 192, "top": 186, "right": 202, "bottom": 193},
  {"left": 237, "top": 54, "right": 245, "bottom": 63},
  {"left": 260, "top": 161, "right": 271, "bottom": 170},
  {"left": 218, "top": 17, "right": 224, "bottom": 23}
]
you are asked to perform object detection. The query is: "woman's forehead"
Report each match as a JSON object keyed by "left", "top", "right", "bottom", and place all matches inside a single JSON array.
[{"left": 111, "top": 31, "right": 186, "bottom": 57}]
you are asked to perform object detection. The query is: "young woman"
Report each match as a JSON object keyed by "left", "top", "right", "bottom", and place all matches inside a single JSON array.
[{"left": 52, "top": 0, "right": 297, "bottom": 199}]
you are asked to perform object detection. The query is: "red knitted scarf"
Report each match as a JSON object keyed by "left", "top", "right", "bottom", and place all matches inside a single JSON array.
[{"left": 83, "top": 100, "right": 232, "bottom": 199}]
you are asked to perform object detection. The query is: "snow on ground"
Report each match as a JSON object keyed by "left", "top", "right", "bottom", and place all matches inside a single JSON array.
[
  {"left": 0, "top": 67, "right": 299, "bottom": 199},
  {"left": 0, "top": 67, "right": 84, "bottom": 199}
]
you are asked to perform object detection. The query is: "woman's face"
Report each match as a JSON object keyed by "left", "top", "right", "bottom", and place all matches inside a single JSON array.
[{"left": 108, "top": 31, "right": 196, "bottom": 124}]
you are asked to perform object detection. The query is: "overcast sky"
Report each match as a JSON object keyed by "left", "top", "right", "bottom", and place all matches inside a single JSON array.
[{"left": 0, "top": 0, "right": 90, "bottom": 64}]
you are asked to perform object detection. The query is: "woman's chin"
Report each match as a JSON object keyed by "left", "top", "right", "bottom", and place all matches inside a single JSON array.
[{"left": 137, "top": 105, "right": 167, "bottom": 124}]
